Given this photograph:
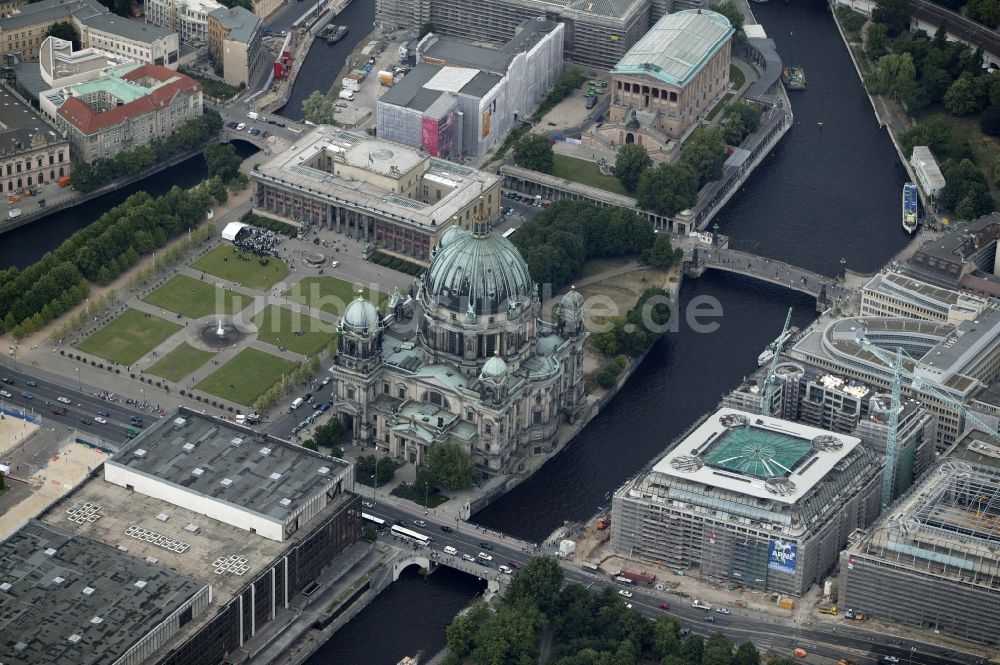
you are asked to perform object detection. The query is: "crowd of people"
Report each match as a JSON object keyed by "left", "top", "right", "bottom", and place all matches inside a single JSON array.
[{"left": 233, "top": 227, "right": 284, "bottom": 257}]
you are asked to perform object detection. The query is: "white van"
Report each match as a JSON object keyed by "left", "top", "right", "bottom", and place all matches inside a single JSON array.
[
  {"left": 338, "top": 90, "right": 355, "bottom": 101},
  {"left": 288, "top": 397, "right": 304, "bottom": 413},
  {"left": 247, "top": 111, "right": 260, "bottom": 120},
  {"left": 443, "top": 546, "right": 457, "bottom": 555}
]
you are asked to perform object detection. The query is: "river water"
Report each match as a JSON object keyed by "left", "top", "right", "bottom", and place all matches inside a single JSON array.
[
  {"left": 0, "top": 1, "right": 913, "bottom": 661},
  {"left": 278, "top": 0, "right": 378, "bottom": 121}
]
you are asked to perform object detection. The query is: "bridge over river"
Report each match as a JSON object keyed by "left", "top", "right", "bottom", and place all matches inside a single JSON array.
[{"left": 685, "top": 244, "right": 848, "bottom": 311}]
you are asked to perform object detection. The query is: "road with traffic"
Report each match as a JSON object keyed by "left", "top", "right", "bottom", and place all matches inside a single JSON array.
[
  {"left": 362, "top": 500, "right": 983, "bottom": 665},
  {"left": 0, "top": 363, "right": 149, "bottom": 449}
]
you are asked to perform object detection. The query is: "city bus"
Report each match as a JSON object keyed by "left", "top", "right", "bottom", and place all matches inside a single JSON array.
[
  {"left": 362, "top": 513, "right": 386, "bottom": 529},
  {"left": 581, "top": 563, "right": 600, "bottom": 574},
  {"left": 390, "top": 524, "right": 430, "bottom": 547},
  {"left": 502, "top": 228, "right": 516, "bottom": 239}
]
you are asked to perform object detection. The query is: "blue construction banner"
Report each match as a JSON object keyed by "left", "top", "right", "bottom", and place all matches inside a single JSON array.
[{"left": 768, "top": 538, "right": 797, "bottom": 573}]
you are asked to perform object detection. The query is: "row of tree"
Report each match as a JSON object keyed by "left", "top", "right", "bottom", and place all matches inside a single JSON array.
[
  {"left": 252, "top": 355, "right": 322, "bottom": 413},
  {"left": 445, "top": 556, "right": 778, "bottom": 665},
  {"left": 511, "top": 200, "right": 655, "bottom": 290},
  {"left": 70, "top": 113, "right": 224, "bottom": 192},
  {"left": 0, "top": 180, "right": 225, "bottom": 340}
]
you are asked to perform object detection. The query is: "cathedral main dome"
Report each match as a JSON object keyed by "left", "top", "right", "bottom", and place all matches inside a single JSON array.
[{"left": 424, "top": 225, "right": 534, "bottom": 315}]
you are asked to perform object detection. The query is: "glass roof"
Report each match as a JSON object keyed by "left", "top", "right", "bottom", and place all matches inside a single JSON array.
[{"left": 703, "top": 427, "right": 812, "bottom": 478}]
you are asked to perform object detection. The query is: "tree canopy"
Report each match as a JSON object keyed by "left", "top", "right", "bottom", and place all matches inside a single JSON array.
[
  {"left": 204, "top": 143, "right": 243, "bottom": 183},
  {"left": 635, "top": 162, "right": 699, "bottom": 217},
  {"left": 939, "top": 158, "right": 995, "bottom": 219},
  {"left": 512, "top": 200, "right": 655, "bottom": 290},
  {"left": 678, "top": 126, "right": 726, "bottom": 188},
  {"left": 614, "top": 144, "right": 652, "bottom": 192},
  {"left": 303, "top": 90, "right": 335, "bottom": 125},
  {"left": 872, "top": 0, "right": 911, "bottom": 36},
  {"left": 722, "top": 102, "right": 762, "bottom": 146},
  {"left": 354, "top": 455, "right": 396, "bottom": 487},
  {"left": 513, "top": 133, "right": 555, "bottom": 173},
  {"left": 426, "top": 442, "right": 475, "bottom": 489},
  {"left": 45, "top": 21, "right": 80, "bottom": 49}
]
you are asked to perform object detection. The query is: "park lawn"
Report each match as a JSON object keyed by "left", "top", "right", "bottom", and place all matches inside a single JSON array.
[
  {"left": 551, "top": 154, "right": 630, "bottom": 197},
  {"left": 195, "top": 348, "right": 296, "bottom": 405},
  {"left": 78, "top": 309, "right": 182, "bottom": 365},
  {"left": 253, "top": 305, "right": 334, "bottom": 355},
  {"left": 707, "top": 93, "right": 735, "bottom": 122},
  {"left": 729, "top": 64, "right": 745, "bottom": 91},
  {"left": 191, "top": 245, "right": 291, "bottom": 291},
  {"left": 142, "top": 274, "right": 251, "bottom": 319},
  {"left": 284, "top": 276, "right": 386, "bottom": 317},
  {"left": 147, "top": 343, "right": 215, "bottom": 382}
]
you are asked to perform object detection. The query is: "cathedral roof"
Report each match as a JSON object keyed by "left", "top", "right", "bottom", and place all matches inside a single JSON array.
[
  {"left": 424, "top": 198, "right": 533, "bottom": 315},
  {"left": 480, "top": 353, "right": 508, "bottom": 379}
]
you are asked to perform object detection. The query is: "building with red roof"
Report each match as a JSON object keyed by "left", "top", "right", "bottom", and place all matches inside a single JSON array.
[{"left": 47, "top": 62, "right": 203, "bottom": 162}]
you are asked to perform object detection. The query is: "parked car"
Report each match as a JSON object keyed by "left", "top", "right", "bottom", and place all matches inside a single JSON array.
[
  {"left": 251, "top": 128, "right": 261, "bottom": 136},
  {"left": 882, "top": 658, "right": 899, "bottom": 664},
  {"left": 715, "top": 607, "right": 730, "bottom": 615},
  {"left": 0, "top": 377, "right": 13, "bottom": 384},
  {"left": 236, "top": 122, "right": 246, "bottom": 131},
  {"left": 361, "top": 500, "right": 375, "bottom": 508},
  {"left": 444, "top": 546, "right": 457, "bottom": 555},
  {"left": 462, "top": 554, "right": 476, "bottom": 562},
  {"left": 0, "top": 390, "right": 11, "bottom": 398},
  {"left": 439, "top": 525, "right": 453, "bottom": 533},
  {"left": 477, "top": 552, "right": 493, "bottom": 561},
  {"left": 618, "top": 589, "right": 633, "bottom": 598},
  {"left": 507, "top": 561, "right": 520, "bottom": 569},
  {"left": 413, "top": 519, "right": 427, "bottom": 527},
  {"left": 498, "top": 564, "right": 513, "bottom": 575}
]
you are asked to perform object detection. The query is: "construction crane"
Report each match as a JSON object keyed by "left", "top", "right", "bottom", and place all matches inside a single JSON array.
[
  {"left": 856, "top": 339, "right": 1000, "bottom": 508},
  {"left": 857, "top": 339, "right": 1000, "bottom": 442},
  {"left": 761, "top": 307, "right": 794, "bottom": 417}
]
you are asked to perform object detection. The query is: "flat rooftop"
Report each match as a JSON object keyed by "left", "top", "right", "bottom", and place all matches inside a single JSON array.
[
  {"left": 79, "top": 12, "right": 174, "bottom": 42},
  {"left": 947, "top": 429, "right": 1000, "bottom": 470},
  {"left": 0, "top": 0, "right": 104, "bottom": 31},
  {"left": 648, "top": 408, "right": 862, "bottom": 504},
  {"left": 108, "top": 408, "right": 351, "bottom": 523},
  {"left": 379, "top": 63, "right": 502, "bottom": 111},
  {"left": 38, "top": 472, "right": 357, "bottom": 662},
  {"left": 865, "top": 271, "right": 987, "bottom": 311},
  {"left": 255, "top": 127, "right": 500, "bottom": 229},
  {"left": 0, "top": 86, "right": 61, "bottom": 136},
  {"left": 0, "top": 520, "right": 206, "bottom": 665}
]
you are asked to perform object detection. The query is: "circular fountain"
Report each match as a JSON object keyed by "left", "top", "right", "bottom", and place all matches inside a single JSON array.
[{"left": 195, "top": 317, "right": 251, "bottom": 350}]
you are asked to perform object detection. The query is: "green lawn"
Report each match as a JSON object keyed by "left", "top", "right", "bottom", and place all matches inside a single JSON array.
[
  {"left": 707, "top": 93, "right": 735, "bottom": 122},
  {"left": 147, "top": 342, "right": 216, "bottom": 382},
  {"left": 551, "top": 154, "right": 630, "bottom": 196},
  {"left": 195, "top": 348, "right": 297, "bottom": 405},
  {"left": 284, "top": 276, "right": 386, "bottom": 317},
  {"left": 192, "top": 245, "right": 290, "bottom": 291},
  {"left": 142, "top": 274, "right": 250, "bottom": 320},
  {"left": 729, "top": 64, "right": 745, "bottom": 91},
  {"left": 78, "top": 309, "right": 182, "bottom": 365},
  {"left": 253, "top": 305, "right": 334, "bottom": 355}
]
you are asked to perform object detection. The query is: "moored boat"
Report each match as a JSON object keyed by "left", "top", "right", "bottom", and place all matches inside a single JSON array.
[
  {"left": 902, "top": 182, "right": 918, "bottom": 233},
  {"left": 782, "top": 66, "right": 806, "bottom": 90}
]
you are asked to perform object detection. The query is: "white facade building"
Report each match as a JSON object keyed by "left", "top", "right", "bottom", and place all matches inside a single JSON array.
[{"left": 145, "top": 0, "right": 222, "bottom": 45}]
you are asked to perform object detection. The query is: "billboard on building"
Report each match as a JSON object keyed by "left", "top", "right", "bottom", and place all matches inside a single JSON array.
[
  {"left": 421, "top": 117, "right": 440, "bottom": 156},
  {"left": 482, "top": 109, "right": 491, "bottom": 138},
  {"left": 767, "top": 538, "right": 797, "bottom": 573}
]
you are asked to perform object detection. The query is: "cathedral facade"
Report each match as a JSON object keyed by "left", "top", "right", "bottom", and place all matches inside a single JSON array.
[{"left": 329, "top": 203, "right": 588, "bottom": 479}]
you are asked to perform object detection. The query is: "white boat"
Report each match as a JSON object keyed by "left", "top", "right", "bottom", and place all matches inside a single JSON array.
[{"left": 757, "top": 326, "right": 799, "bottom": 366}]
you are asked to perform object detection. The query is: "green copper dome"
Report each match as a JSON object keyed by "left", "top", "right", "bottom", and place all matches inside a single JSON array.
[
  {"left": 424, "top": 228, "right": 534, "bottom": 315},
  {"left": 343, "top": 296, "right": 379, "bottom": 331}
]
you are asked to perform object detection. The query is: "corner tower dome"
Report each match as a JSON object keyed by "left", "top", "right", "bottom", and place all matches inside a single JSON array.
[
  {"left": 343, "top": 295, "right": 380, "bottom": 331},
  {"left": 423, "top": 194, "right": 533, "bottom": 315},
  {"left": 480, "top": 352, "right": 509, "bottom": 380}
]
